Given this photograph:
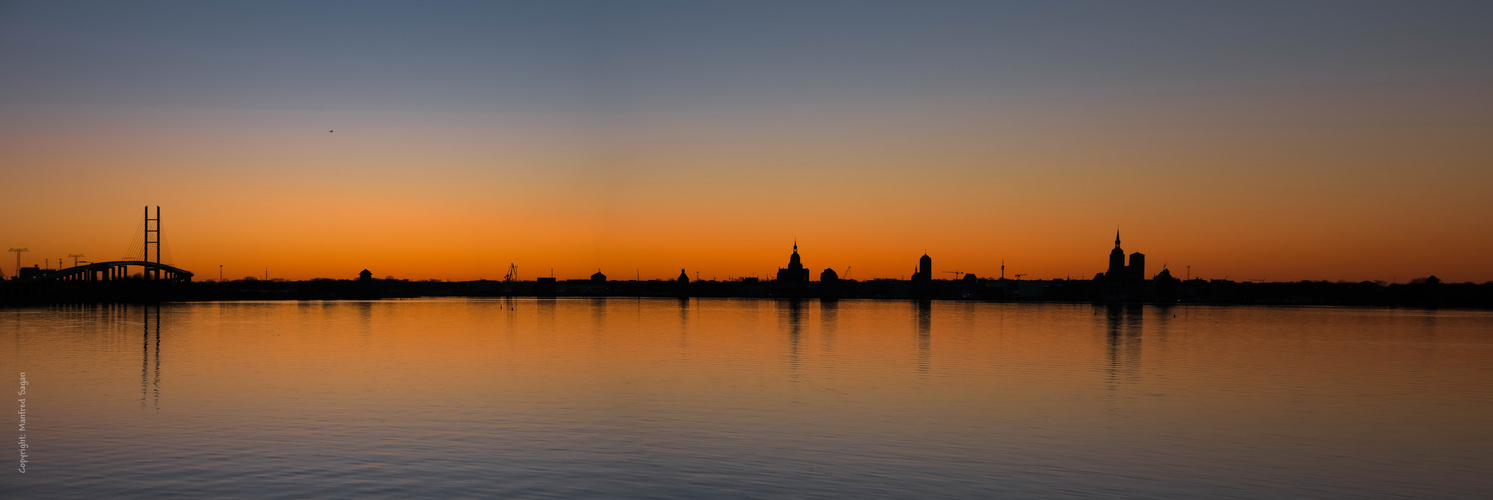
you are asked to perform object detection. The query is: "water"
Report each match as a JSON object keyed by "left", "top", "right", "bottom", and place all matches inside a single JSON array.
[{"left": 3, "top": 299, "right": 1491, "bottom": 498}]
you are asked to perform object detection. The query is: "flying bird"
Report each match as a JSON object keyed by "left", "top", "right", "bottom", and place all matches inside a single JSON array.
[{"left": 329, "top": 130, "right": 333, "bottom": 133}]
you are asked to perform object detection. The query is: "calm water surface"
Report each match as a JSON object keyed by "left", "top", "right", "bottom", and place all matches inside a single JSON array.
[{"left": 2, "top": 299, "right": 1491, "bottom": 498}]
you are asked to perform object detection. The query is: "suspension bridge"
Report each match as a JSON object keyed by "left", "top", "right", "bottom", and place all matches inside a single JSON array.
[
  {"left": 18, "top": 206, "right": 194, "bottom": 284},
  {"left": 2, "top": 207, "right": 194, "bottom": 303}
]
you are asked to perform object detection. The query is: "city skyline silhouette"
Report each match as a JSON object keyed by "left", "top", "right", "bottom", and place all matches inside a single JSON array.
[
  {"left": 3, "top": 3, "right": 1490, "bottom": 283},
  {"left": 3, "top": 205, "right": 1483, "bottom": 308},
  {"left": 0, "top": 205, "right": 1485, "bottom": 287},
  {"left": 5, "top": 4, "right": 1493, "bottom": 499}
]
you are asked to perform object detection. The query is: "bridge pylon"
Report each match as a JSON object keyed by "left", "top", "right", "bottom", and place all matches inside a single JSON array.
[{"left": 145, "top": 206, "right": 160, "bottom": 280}]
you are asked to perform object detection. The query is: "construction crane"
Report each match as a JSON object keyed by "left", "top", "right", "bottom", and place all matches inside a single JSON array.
[
  {"left": 504, "top": 263, "right": 518, "bottom": 283},
  {"left": 68, "top": 253, "right": 85, "bottom": 267},
  {"left": 943, "top": 271, "right": 965, "bottom": 279},
  {"left": 843, "top": 266, "right": 851, "bottom": 279},
  {"left": 1014, "top": 273, "right": 1027, "bottom": 280}
]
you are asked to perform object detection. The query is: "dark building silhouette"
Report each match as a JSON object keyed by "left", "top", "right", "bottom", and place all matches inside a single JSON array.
[
  {"left": 1128, "top": 252, "right": 1145, "bottom": 282},
  {"left": 1153, "top": 267, "right": 1179, "bottom": 300},
  {"left": 776, "top": 241, "right": 809, "bottom": 283},
  {"left": 913, "top": 253, "right": 933, "bottom": 282},
  {"left": 909, "top": 253, "right": 934, "bottom": 298},
  {"left": 19, "top": 265, "right": 46, "bottom": 280},
  {"left": 358, "top": 269, "right": 372, "bottom": 281},
  {"left": 1099, "top": 231, "right": 1146, "bottom": 283},
  {"left": 1155, "top": 267, "right": 1174, "bottom": 281},
  {"left": 819, "top": 267, "right": 842, "bottom": 298},
  {"left": 536, "top": 276, "right": 557, "bottom": 296},
  {"left": 591, "top": 269, "right": 606, "bottom": 282},
  {"left": 675, "top": 268, "right": 690, "bottom": 297},
  {"left": 1107, "top": 232, "right": 1126, "bottom": 279}
]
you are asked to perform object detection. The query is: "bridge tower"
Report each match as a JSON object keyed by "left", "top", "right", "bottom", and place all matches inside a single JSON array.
[{"left": 145, "top": 206, "right": 161, "bottom": 280}]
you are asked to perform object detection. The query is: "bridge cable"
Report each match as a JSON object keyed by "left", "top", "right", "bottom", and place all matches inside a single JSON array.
[
  {"left": 161, "top": 234, "right": 176, "bottom": 266},
  {"left": 124, "top": 217, "right": 145, "bottom": 261}
]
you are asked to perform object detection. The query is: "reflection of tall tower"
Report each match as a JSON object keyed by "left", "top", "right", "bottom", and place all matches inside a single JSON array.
[
  {"left": 141, "top": 305, "right": 161, "bottom": 410},
  {"left": 1102, "top": 304, "right": 1144, "bottom": 384},
  {"left": 915, "top": 300, "right": 931, "bottom": 373},
  {"left": 781, "top": 299, "right": 805, "bottom": 373}
]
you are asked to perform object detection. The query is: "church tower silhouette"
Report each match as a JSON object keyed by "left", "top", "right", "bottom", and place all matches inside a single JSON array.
[{"left": 776, "top": 240, "right": 809, "bottom": 283}]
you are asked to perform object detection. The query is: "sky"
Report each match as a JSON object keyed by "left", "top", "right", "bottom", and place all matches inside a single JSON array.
[{"left": 2, "top": 1, "right": 1491, "bottom": 282}]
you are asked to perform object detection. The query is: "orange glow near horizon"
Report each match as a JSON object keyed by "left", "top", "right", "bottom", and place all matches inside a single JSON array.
[
  {"left": 5, "top": 102, "right": 1492, "bottom": 283},
  {"left": 3, "top": 111, "right": 1492, "bottom": 283},
  {"left": 3, "top": 4, "right": 1491, "bottom": 283},
  {"left": 4, "top": 125, "right": 1491, "bottom": 284}
]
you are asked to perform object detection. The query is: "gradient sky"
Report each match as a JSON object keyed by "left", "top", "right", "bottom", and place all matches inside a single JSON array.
[{"left": 2, "top": 1, "right": 1491, "bottom": 282}]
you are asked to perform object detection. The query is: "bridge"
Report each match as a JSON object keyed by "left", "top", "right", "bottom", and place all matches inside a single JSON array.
[
  {"left": 10, "top": 206, "right": 194, "bottom": 285},
  {"left": 35, "top": 260, "right": 193, "bottom": 283}
]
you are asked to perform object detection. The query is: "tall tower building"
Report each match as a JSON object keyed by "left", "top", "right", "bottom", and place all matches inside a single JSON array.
[
  {"left": 1107, "top": 231, "right": 1126, "bottom": 278},
  {"left": 1128, "top": 252, "right": 1146, "bottom": 282},
  {"left": 776, "top": 241, "right": 809, "bottom": 283},
  {"left": 915, "top": 253, "right": 933, "bottom": 281}
]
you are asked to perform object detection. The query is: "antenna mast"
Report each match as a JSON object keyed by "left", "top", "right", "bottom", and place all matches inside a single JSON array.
[{"left": 8, "top": 248, "right": 28, "bottom": 278}]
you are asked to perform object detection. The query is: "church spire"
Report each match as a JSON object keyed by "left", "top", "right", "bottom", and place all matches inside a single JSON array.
[{"left": 1115, "top": 228, "right": 1121, "bottom": 248}]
